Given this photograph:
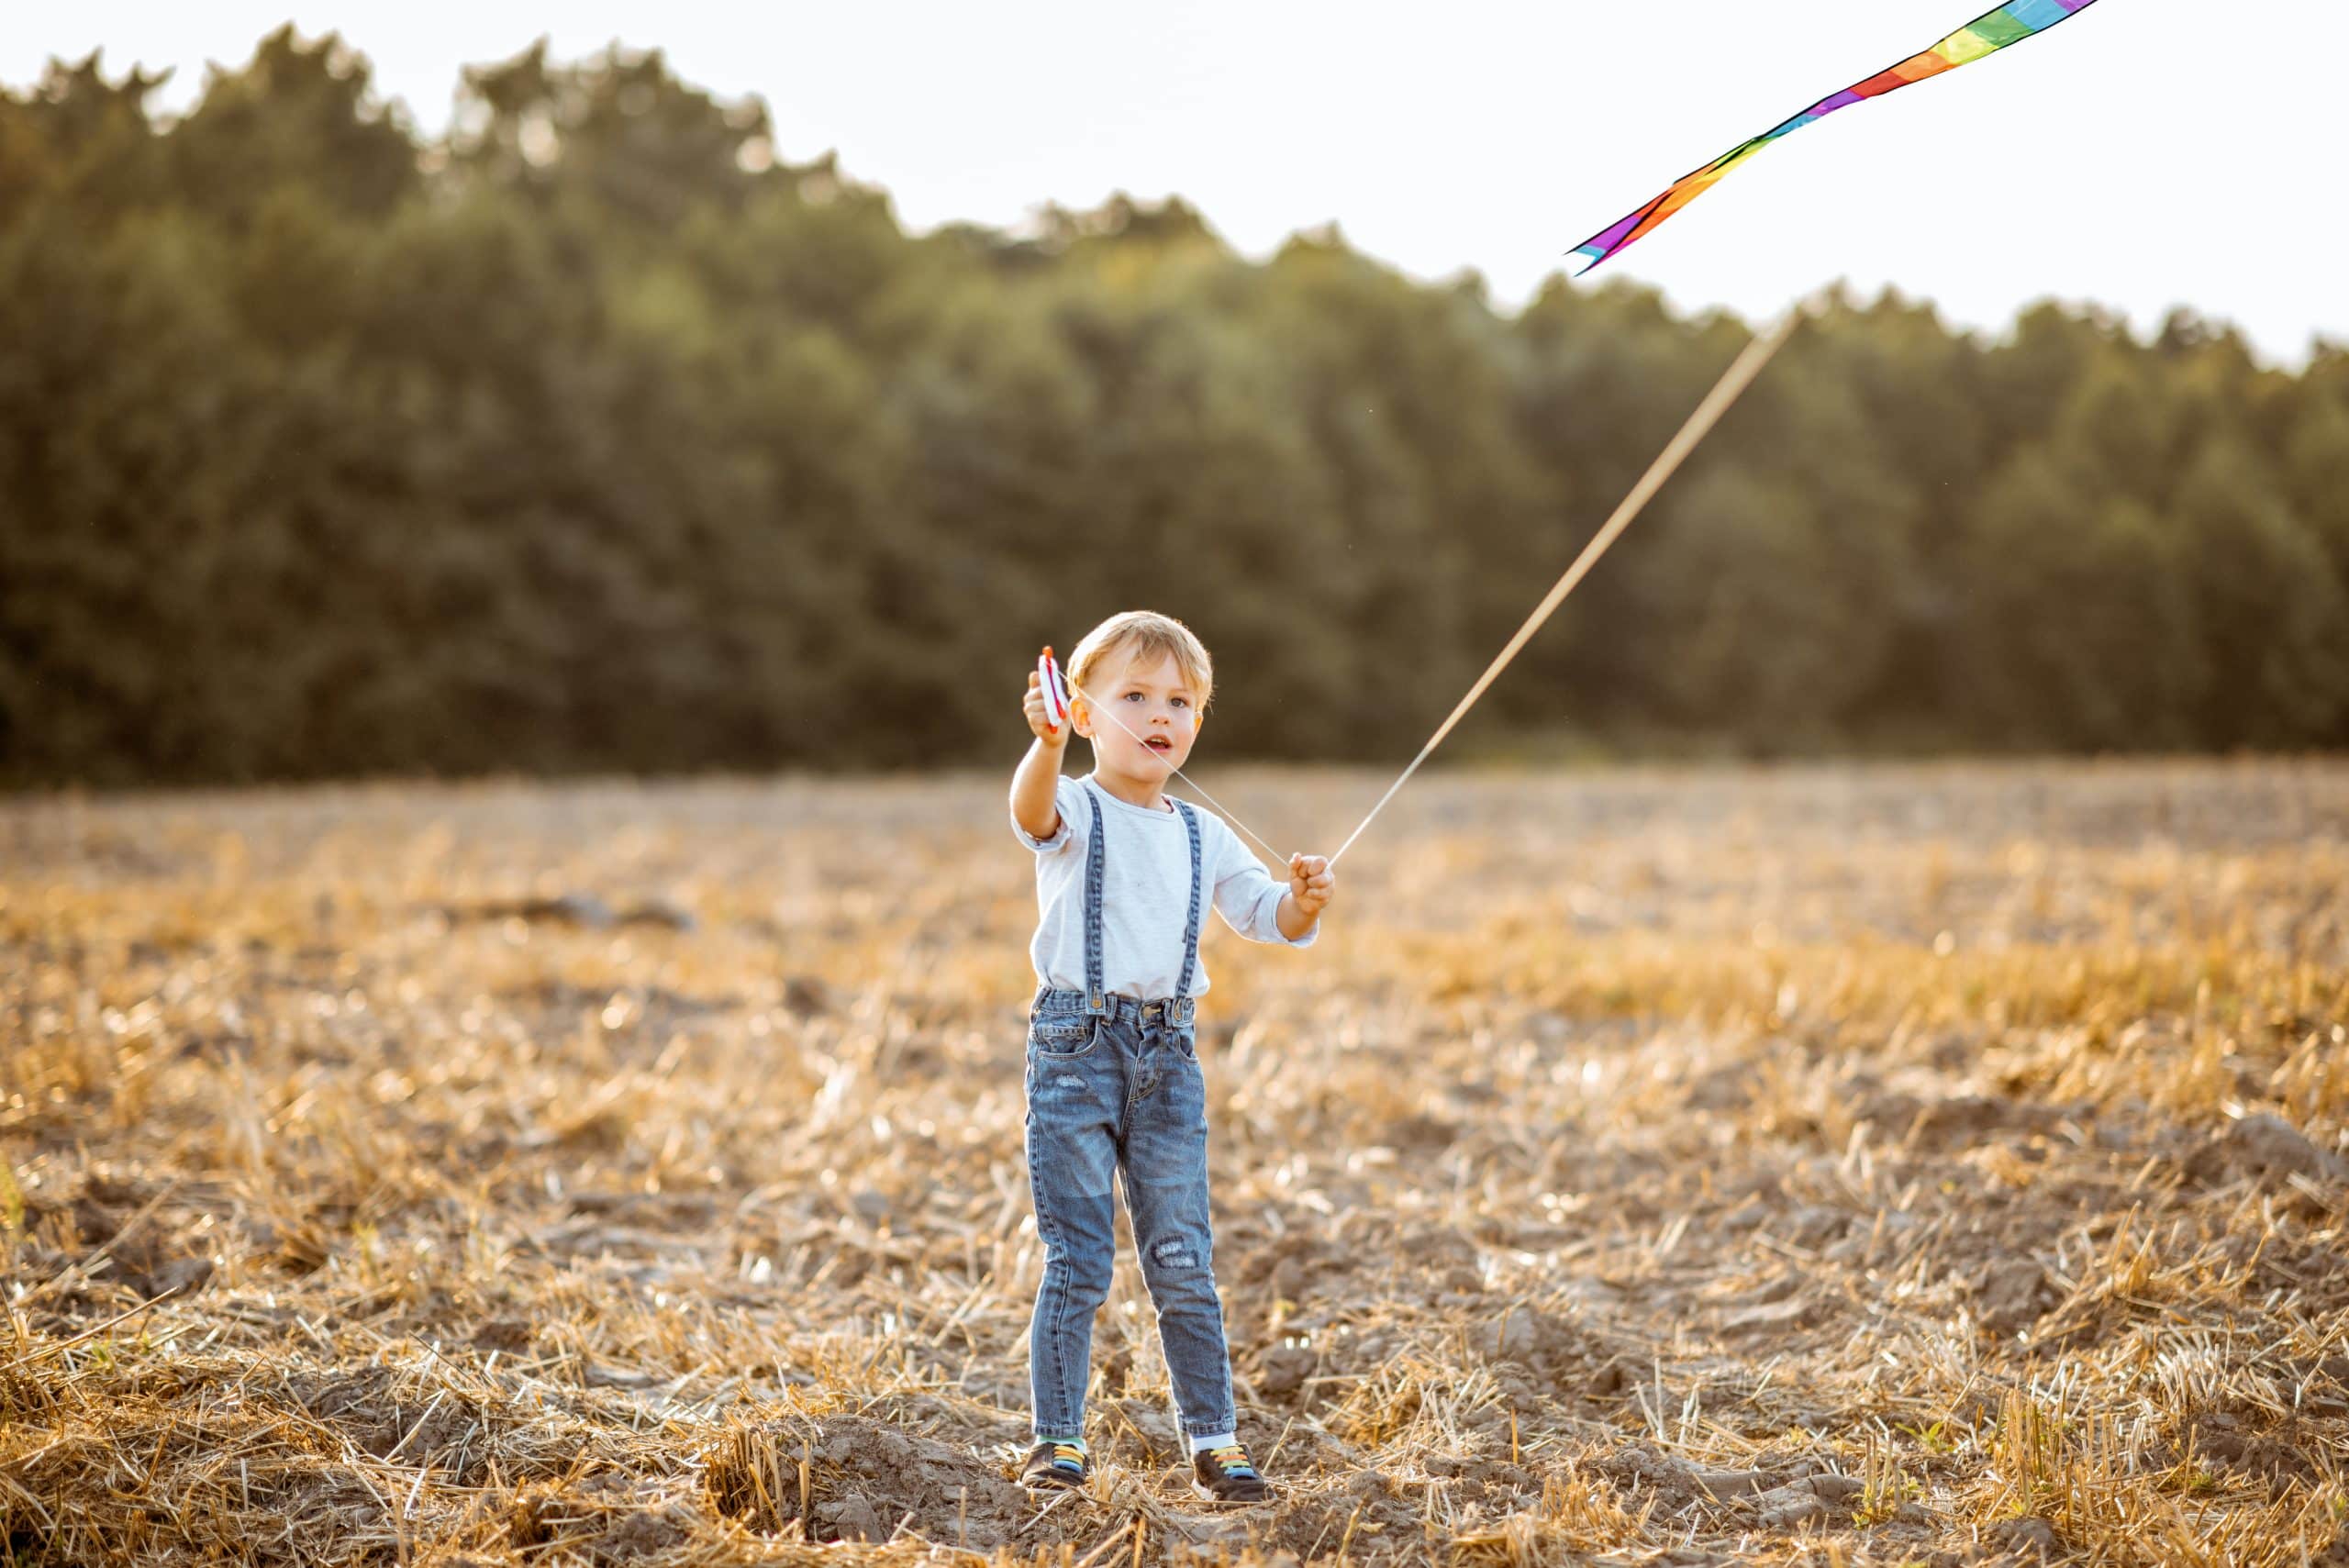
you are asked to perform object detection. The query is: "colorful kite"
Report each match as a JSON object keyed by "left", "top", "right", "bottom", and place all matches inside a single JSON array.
[{"left": 1570, "top": 0, "right": 2104, "bottom": 275}]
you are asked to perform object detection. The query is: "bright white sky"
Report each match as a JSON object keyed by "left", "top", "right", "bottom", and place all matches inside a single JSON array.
[{"left": 17, "top": 2, "right": 2346, "bottom": 363}]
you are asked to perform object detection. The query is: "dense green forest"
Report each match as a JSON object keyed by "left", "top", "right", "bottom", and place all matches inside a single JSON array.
[{"left": 4, "top": 29, "right": 2344, "bottom": 786}]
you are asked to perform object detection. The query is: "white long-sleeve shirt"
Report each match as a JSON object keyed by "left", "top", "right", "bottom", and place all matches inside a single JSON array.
[{"left": 1015, "top": 773, "right": 1315, "bottom": 1000}]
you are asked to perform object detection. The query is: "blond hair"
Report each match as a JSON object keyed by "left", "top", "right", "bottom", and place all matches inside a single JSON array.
[{"left": 1065, "top": 610, "right": 1214, "bottom": 713}]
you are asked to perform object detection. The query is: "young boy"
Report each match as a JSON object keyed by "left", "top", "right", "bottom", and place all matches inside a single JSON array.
[{"left": 1008, "top": 610, "right": 1334, "bottom": 1506}]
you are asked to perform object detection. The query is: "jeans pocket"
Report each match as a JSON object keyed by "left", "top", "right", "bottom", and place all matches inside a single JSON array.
[
  {"left": 1170, "top": 1027, "right": 1197, "bottom": 1060},
  {"left": 1030, "top": 1018, "right": 1100, "bottom": 1057}
]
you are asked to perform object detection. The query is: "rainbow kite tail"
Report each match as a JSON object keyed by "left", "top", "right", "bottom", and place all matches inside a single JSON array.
[{"left": 1569, "top": 0, "right": 2101, "bottom": 276}]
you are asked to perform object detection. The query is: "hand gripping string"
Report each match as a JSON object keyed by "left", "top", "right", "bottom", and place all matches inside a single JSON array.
[{"left": 1327, "top": 306, "right": 1801, "bottom": 866}]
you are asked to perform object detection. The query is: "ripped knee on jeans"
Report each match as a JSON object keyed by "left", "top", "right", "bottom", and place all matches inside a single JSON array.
[{"left": 1148, "top": 1234, "right": 1203, "bottom": 1272}]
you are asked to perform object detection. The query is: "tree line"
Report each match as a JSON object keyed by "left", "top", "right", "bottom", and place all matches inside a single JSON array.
[{"left": 4, "top": 28, "right": 2344, "bottom": 786}]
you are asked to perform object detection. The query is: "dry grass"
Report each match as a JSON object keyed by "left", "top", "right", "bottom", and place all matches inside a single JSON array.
[{"left": 3, "top": 758, "right": 2345, "bottom": 1567}]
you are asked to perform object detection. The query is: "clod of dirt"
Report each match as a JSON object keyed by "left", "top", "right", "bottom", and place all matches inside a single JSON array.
[
  {"left": 1984, "top": 1514, "right": 2061, "bottom": 1562},
  {"left": 590, "top": 1504, "right": 693, "bottom": 1563},
  {"left": 253, "top": 1218, "right": 334, "bottom": 1274},
  {"left": 524, "top": 894, "right": 616, "bottom": 928},
  {"left": 511, "top": 1475, "right": 694, "bottom": 1565},
  {"left": 619, "top": 898, "right": 696, "bottom": 931},
  {"left": 1471, "top": 1307, "right": 1632, "bottom": 1409},
  {"left": 1253, "top": 1467, "right": 1421, "bottom": 1565},
  {"left": 119, "top": 1251, "right": 215, "bottom": 1302},
  {"left": 60, "top": 1184, "right": 219, "bottom": 1301},
  {"left": 450, "top": 893, "right": 620, "bottom": 929},
  {"left": 2183, "top": 1411, "right": 2322, "bottom": 1496},
  {"left": 1245, "top": 1232, "right": 1355, "bottom": 1307},
  {"left": 473, "top": 1318, "right": 535, "bottom": 1353},
  {"left": 706, "top": 1414, "right": 1027, "bottom": 1550},
  {"left": 1379, "top": 1111, "right": 1460, "bottom": 1151},
  {"left": 1925, "top": 1095, "right": 2065, "bottom": 1147},
  {"left": 1715, "top": 1293, "right": 1819, "bottom": 1339},
  {"left": 783, "top": 975, "right": 834, "bottom": 1018},
  {"left": 1779, "top": 1206, "right": 1854, "bottom": 1247},
  {"left": 1971, "top": 1256, "right": 2057, "bottom": 1334},
  {"left": 1439, "top": 1264, "right": 1486, "bottom": 1296},
  {"left": 1748, "top": 1480, "right": 1826, "bottom": 1529},
  {"left": 1593, "top": 1443, "right": 1704, "bottom": 1512},
  {"left": 1252, "top": 1343, "right": 1319, "bottom": 1398},
  {"left": 1399, "top": 1226, "right": 1479, "bottom": 1270},
  {"left": 1427, "top": 1453, "right": 1535, "bottom": 1490},
  {"left": 817, "top": 1493, "right": 886, "bottom": 1541},
  {"left": 1686, "top": 1466, "right": 1772, "bottom": 1499},
  {"left": 2194, "top": 1113, "right": 2348, "bottom": 1185},
  {"left": 1475, "top": 1304, "right": 1607, "bottom": 1366},
  {"left": 1088, "top": 1397, "right": 1172, "bottom": 1460},
  {"left": 1482, "top": 1307, "right": 1543, "bottom": 1362},
  {"left": 2301, "top": 1355, "right": 2349, "bottom": 1417}
]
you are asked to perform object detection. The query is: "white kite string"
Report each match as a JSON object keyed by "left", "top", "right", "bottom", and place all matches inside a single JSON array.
[
  {"left": 1059, "top": 670, "right": 1296, "bottom": 869},
  {"left": 1055, "top": 306, "right": 1799, "bottom": 874},
  {"left": 1326, "top": 307, "right": 1800, "bottom": 866}
]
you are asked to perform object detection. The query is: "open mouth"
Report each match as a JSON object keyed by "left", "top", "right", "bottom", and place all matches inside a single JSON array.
[{"left": 1143, "top": 736, "right": 1173, "bottom": 755}]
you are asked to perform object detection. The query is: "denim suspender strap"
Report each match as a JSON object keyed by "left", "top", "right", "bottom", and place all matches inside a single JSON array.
[
  {"left": 1082, "top": 782, "right": 1108, "bottom": 1016},
  {"left": 1172, "top": 800, "right": 1204, "bottom": 1003}
]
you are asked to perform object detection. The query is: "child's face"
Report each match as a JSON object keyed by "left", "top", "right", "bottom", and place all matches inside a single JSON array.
[{"left": 1074, "top": 649, "right": 1202, "bottom": 784}]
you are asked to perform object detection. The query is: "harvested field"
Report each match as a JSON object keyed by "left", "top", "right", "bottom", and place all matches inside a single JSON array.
[{"left": 4, "top": 759, "right": 2346, "bottom": 1567}]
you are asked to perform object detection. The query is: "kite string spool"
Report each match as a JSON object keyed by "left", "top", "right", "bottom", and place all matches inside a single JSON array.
[{"left": 1056, "top": 305, "right": 1801, "bottom": 874}]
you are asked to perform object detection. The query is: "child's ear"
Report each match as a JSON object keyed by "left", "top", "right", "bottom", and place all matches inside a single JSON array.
[{"left": 1070, "top": 699, "right": 1092, "bottom": 738}]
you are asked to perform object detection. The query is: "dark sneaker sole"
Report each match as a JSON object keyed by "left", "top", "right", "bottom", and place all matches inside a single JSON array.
[
  {"left": 1021, "top": 1473, "right": 1085, "bottom": 1494},
  {"left": 1191, "top": 1480, "right": 1271, "bottom": 1507}
]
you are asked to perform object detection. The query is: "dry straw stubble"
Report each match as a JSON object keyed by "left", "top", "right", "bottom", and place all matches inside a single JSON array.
[{"left": 2, "top": 760, "right": 2346, "bottom": 1565}]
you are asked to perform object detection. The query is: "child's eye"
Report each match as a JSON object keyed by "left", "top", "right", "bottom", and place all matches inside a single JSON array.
[
  {"left": 1170, "top": 696, "right": 1190, "bottom": 708},
  {"left": 1122, "top": 691, "right": 1144, "bottom": 702}
]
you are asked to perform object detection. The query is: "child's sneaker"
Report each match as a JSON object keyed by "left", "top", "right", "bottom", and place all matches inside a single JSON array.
[
  {"left": 1191, "top": 1443, "right": 1272, "bottom": 1506},
  {"left": 1019, "top": 1440, "right": 1088, "bottom": 1493}
]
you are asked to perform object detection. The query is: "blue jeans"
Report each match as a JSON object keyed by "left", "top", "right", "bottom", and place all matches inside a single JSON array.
[{"left": 1025, "top": 989, "right": 1235, "bottom": 1441}]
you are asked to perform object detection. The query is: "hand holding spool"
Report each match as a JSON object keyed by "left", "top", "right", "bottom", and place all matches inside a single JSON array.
[{"left": 1026, "top": 646, "right": 1074, "bottom": 746}]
